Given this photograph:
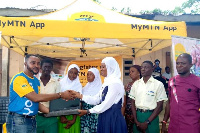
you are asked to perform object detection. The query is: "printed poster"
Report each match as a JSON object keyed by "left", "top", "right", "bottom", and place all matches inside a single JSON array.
[{"left": 172, "top": 36, "right": 200, "bottom": 77}]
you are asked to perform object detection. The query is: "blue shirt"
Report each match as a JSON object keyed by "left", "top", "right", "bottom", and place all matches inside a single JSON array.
[{"left": 8, "top": 72, "right": 40, "bottom": 116}]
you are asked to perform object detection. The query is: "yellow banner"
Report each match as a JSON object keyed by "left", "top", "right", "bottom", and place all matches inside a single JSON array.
[
  {"left": 0, "top": 17, "right": 186, "bottom": 39},
  {"left": 66, "top": 56, "right": 123, "bottom": 87}
]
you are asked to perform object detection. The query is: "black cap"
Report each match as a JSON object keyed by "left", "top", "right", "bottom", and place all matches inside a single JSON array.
[{"left": 154, "top": 59, "right": 160, "bottom": 63}]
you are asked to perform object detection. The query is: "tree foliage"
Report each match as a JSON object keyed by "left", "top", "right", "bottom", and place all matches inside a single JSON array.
[
  {"left": 92, "top": 0, "right": 101, "bottom": 4},
  {"left": 140, "top": 0, "right": 200, "bottom": 15},
  {"left": 120, "top": 7, "right": 131, "bottom": 14},
  {"left": 93, "top": 0, "right": 199, "bottom": 15}
]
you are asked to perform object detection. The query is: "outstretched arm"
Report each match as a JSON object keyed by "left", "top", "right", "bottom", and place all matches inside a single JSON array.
[{"left": 25, "top": 90, "right": 72, "bottom": 102}]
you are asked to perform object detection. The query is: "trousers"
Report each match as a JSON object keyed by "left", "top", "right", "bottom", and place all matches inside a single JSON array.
[{"left": 6, "top": 113, "right": 36, "bottom": 133}]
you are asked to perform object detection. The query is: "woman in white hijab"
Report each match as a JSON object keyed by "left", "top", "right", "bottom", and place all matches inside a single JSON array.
[
  {"left": 81, "top": 68, "right": 102, "bottom": 133},
  {"left": 58, "top": 64, "right": 82, "bottom": 133},
  {"left": 72, "top": 57, "right": 127, "bottom": 133}
]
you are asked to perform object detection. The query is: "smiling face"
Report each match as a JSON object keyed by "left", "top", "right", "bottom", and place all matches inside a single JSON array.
[
  {"left": 87, "top": 71, "right": 95, "bottom": 82},
  {"left": 176, "top": 56, "right": 192, "bottom": 76},
  {"left": 100, "top": 63, "right": 107, "bottom": 77},
  {"left": 68, "top": 68, "right": 79, "bottom": 81},
  {"left": 25, "top": 56, "right": 40, "bottom": 75}
]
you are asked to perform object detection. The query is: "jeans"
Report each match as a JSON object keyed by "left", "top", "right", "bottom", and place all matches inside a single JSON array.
[{"left": 6, "top": 113, "right": 36, "bottom": 133}]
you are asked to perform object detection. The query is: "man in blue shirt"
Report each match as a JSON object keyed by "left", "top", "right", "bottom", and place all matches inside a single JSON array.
[{"left": 6, "top": 54, "right": 72, "bottom": 133}]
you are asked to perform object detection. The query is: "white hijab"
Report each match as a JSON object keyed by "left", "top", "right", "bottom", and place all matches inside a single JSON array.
[
  {"left": 60, "top": 64, "right": 82, "bottom": 93},
  {"left": 82, "top": 68, "right": 102, "bottom": 96},
  {"left": 101, "top": 57, "right": 123, "bottom": 88}
]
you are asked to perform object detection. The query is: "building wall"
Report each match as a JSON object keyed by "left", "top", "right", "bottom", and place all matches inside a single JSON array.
[
  {"left": 135, "top": 46, "right": 171, "bottom": 71},
  {"left": 187, "top": 25, "right": 200, "bottom": 39},
  {"left": 9, "top": 50, "right": 24, "bottom": 82},
  {"left": 123, "top": 46, "right": 172, "bottom": 86}
]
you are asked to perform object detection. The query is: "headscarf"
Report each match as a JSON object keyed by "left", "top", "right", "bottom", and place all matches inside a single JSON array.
[
  {"left": 60, "top": 64, "right": 82, "bottom": 93},
  {"left": 82, "top": 68, "right": 102, "bottom": 96},
  {"left": 101, "top": 57, "right": 123, "bottom": 88}
]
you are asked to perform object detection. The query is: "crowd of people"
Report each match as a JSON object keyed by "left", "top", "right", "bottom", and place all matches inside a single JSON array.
[{"left": 5, "top": 53, "right": 200, "bottom": 133}]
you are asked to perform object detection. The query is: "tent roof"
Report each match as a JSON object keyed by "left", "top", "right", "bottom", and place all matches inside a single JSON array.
[{"left": 0, "top": 0, "right": 187, "bottom": 58}]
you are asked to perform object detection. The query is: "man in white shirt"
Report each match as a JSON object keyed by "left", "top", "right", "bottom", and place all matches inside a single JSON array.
[
  {"left": 129, "top": 61, "right": 168, "bottom": 133},
  {"left": 162, "top": 66, "right": 172, "bottom": 81},
  {"left": 36, "top": 59, "right": 61, "bottom": 133}
]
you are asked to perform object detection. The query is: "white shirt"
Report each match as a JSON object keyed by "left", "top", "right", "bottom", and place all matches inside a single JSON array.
[
  {"left": 39, "top": 77, "right": 61, "bottom": 108},
  {"left": 162, "top": 72, "right": 171, "bottom": 80},
  {"left": 129, "top": 76, "right": 168, "bottom": 110},
  {"left": 82, "top": 82, "right": 124, "bottom": 114}
]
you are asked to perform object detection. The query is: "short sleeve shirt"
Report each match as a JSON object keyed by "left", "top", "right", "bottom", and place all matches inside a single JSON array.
[
  {"left": 129, "top": 76, "right": 168, "bottom": 110},
  {"left": 8, "top": 72, "right": 40, "bottom": 116},
  {"left": 39, "top": 77, "right": 61, "bottom": 108}
]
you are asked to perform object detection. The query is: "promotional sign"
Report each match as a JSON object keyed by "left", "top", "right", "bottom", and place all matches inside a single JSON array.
[
  {"left": 172, "top": 36, "right": 200, "bottom": 76},
  {"left": 65, "top": 56, "right": 123, "bottom": 87}
]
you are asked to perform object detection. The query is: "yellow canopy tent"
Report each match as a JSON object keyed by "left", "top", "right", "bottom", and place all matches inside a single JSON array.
[{"left": 0, "top": 0, "right": 187, "bottom": 58}]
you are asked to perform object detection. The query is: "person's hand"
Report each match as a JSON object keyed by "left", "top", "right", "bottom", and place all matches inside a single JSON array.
[
  {"left": 61, "top": 90, "right": 73, "bottom": 100},
  {"left": 134, "top": 121, "right": 144, "bottom": 133},
  {"left": 161, "top": 122, "right": 168, "bottom": 133},
  {"left": 137, "top": 122, "right": 148, "bottom": 133},
  {"left": 70, "top": 90, "right": 82, "bottom": 99},
  {"left": 64, "top": 119, "right": 75, "bottom": 129},
  {"left": 60, "top": 116, "right": 68, "bottom": 124},
  {"left": 135, "top": 121, "right": 148, "bottom": 133},
  {"left": 78, "top": 109, "right": 87, "bottom": 116}
]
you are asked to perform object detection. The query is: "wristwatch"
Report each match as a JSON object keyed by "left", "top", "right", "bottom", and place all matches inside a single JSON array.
[{"left": 145, "top": 119, "right": 151, "bottom": 125}]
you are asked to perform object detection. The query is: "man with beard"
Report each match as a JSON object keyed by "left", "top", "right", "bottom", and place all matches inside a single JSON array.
[
  {"left": 129, "top": 61, "right": 167, "bottom": 133},
  {"left": 36, "top": 59, "right": 60, "bottom": 133},
  {"left": 161, "top": 53, "right": 200, "bottom": 133},
  {"left": 6, "top": 54, "right": 72, "bottom": 133}
]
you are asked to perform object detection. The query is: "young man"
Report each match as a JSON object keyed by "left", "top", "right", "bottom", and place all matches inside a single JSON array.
[
  {"left": 36, "top": 59, "right": 60, "bottom": 133},
  {"left": 129, "top": 61, "right": 168, "bottom": 133},
  {"left": 161, "top": 53, "right": 200, "bottom": 133},
  {"left": 162, "top": 66, "right": 171, "bottom": 81},
  {"left": 6, "top": 54, "right": 72, "bottom": 133},
  {"left": 152, "top": 59, "right": 162, "bottom": 77}
]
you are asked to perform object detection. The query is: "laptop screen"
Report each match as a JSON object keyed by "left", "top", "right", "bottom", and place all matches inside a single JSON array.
[{"left": 49, "top": 98, "right": 80, "bottom": 112}]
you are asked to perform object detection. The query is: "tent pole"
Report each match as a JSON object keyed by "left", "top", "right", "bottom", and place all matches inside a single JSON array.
[{"left": 1, "top": 46, "right": 9, "bottom": 96}]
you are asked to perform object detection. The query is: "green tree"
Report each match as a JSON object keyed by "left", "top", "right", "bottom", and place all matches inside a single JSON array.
[
  {"left": 120, "top": 7, "right": 131, "bottom": 14},
  {"left": 112, "top": 7, "right": 117, "bottom": 11},
  {"left": 139, "top": 10, "right": 153, "bottom": 15},
  {"left": 181, "top": 0, "right": 200, "bottom": 14},
  {"left": 152, "top": 8, "right": 162, "bottom": 15},
  {"left": 139, "top": 0, "right": 200, "bottom": 15},
  {"left": 93, "top": 0, "right": 101, "bottom": 4},
  {"left": 126, "top": 7, "right": 131, "bottom": 14}
]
